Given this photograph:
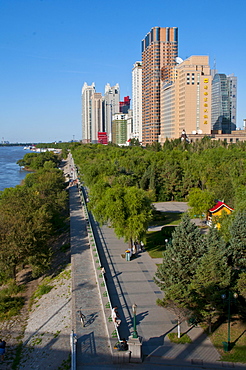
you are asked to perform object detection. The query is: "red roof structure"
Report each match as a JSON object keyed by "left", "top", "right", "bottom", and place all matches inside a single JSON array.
[{"left": 209, "top": 201, "right": 234, "bottom": 214}]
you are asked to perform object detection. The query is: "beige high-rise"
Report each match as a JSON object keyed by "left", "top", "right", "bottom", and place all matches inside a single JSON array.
[
  {"left": 142, "top": 27, "right": 178, "bottom": 145},
  {"left": 159, "top": 56, "right": 211, "bottom": 142}
]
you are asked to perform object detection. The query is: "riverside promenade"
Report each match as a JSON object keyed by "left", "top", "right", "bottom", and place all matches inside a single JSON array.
[{"left": 69, "top": 164, "right": 245, "bottom": 369}]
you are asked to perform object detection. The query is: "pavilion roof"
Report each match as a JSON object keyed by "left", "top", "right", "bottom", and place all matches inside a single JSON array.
[{"left": 209, "top": 201, "right": 234, "bottom": 214}]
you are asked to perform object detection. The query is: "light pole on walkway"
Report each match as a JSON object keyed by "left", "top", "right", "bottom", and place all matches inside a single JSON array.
[
  {"left": 132, "top": 303, "right": 138, "bottom": 338},
  {"left": 221, "top": 291, "right": 238, "bottom": 351}
]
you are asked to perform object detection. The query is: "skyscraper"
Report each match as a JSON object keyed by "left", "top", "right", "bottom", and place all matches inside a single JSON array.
[
  {"left": 112, "top": 113, "right": 127, "bottom": 145},
  {"left": 120, "top": 96, "right": 131, "bottom": 114},
  {"left": 159, "top": 55, "right": 212, "bottom": 142},
  {"left": 132, "top": 61, "right": 142, "bottom": 143},
  {"left": 142, "top": 27, "right": 178, "bottom": 145},
  {"left": 103, "top": 83, "right": 120, "bottom": 142},
  {"left": 211, "top": 73, "right": 237, "bottom": 133},
  {"left": 81, "top": 82, "right": 96, "bottom": 143},
  {"left": 91, "top": 92, "right": 103, "bottom": 143}
]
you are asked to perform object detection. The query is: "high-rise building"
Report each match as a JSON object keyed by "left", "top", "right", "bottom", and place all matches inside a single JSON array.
[
  {"left": 211, "top": 73, "right": 237, "bottom": 133},
  {"left": 159, "top": 56, "right": 212, "bottom": 142},
  {"left": 142, "top": 27, "right": 178, "bottom": 145},
  {"left": 132, "top": 61, "right": 142, "bottom": 143},
  {"left": 91, "top": 92, "right": 103, "bottom": 143},
  {"left": 120, "top": 96, "right": 131, "bottom": 114},
  {"left": 81, "top": 82, "right": 96, "bottom": 143},
  {"left": 103, "top": 83, "right": 120, "bottom": 142},
  {"left": 112, "top": 113, "right": 127, "bottom": 145}
]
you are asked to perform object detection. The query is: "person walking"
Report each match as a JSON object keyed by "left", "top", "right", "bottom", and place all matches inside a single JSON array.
[
  {"left": 111, "top": 306, "right": 121, "bottom": 327},
  {"left": 0, "top": 339, "right": 6, "bottom": 362},
  {"left": 101, "top": 266, "right": 107, "bottom": 281}
]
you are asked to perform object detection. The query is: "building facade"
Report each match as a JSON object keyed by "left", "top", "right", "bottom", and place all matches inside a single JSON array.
[
  {"left": 103, "top": 83, "right": 120, "bottom": 142},
  {"left": 112, "top": 113, "right": 127, "bottom": 145},
  {"left": 159, "top": 56, "right": 212, "bottom": 142},
  {"left": 120, "top": 96, "right": 131, "bottom": 114},
  {"left": 91, "top": 92, "right": 103, "bottom": 143},
  {"left": 132, "top": 61, "right": 142, "bottom": 143},
  {"left": 142, "top": 27, "right": 178, "bottom": 145},
  {"left": 211, "top": 73, "right": 237, "bottom": 134},
  {"left": 81, "top": 82, "right": 96, "bottom": 143}
]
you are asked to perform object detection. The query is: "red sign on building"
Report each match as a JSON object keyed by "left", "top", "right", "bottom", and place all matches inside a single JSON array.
[{"left": 98, "top": 132, "right": 108, "bottom": 145}]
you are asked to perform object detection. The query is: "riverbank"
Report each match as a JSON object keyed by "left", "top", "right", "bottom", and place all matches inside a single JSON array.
[{"left": 0, "top": 157, "right": 71, "bottom": 369}]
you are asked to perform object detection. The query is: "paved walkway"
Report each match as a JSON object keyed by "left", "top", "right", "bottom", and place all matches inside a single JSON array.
[
  {"left": 70, "top": 184, "right": 112, "bottom": 368},
  {"left": 69, "top": 164, "right": 245, "bottom": 369},
  {"left": 91, "top": 221, "right": 227, "bottom": 366}
]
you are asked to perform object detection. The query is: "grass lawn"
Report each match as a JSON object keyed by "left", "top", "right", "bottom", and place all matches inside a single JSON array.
[
  {"left": 208, "top": 319, "right": 246, "bottom": 363},
  {"left": 149, "top": 211, "right": 183, "bottom": 227},
  {"left": 145, "top": 226, "right": 177, "bottom": 258},
  {"left": 146, "top": 211, "right": 182, "bottom": 258}
]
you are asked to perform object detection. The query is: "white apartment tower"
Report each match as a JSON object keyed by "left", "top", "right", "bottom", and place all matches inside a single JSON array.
[
  {"left": 82, "top": 82, "right": 96, "bottom": 143},
  {"left": 103, "top": 83, "right": 120, "bottom": 142},
  {"left": 132, "top": 62, "right": 142, "bottom": 143}
]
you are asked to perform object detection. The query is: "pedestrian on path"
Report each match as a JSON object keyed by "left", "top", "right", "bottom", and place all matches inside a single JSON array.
[
  {"left": 112, "top": 306, "right": 121, "bottom": 327},
  {"left": 101, "top": 266, "right": 107, "bottom": 281},
  {"left": 0, "top": 339, "right": 6, "bottom": 362}
]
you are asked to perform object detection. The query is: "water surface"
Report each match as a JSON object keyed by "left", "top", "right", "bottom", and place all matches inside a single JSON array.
[{"left": 0, "top": 146, "right": 32, "bottom": 191}]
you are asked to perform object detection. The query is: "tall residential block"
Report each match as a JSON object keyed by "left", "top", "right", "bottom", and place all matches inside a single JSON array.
[
  {"left": 120, "top": 96, "right": 131, "bottom": 114},
  {"left": 132, "top": 61, "right": 142, "bottom": 143},
  {"left": 211, "top": 73, "right": 237, "bottom": 133},
  {"left": 103, "top": 83, "right": 120, "bottom": 142},
  {"left": 112, "top": 113, "right": 127, "bottom": 145},
  {"left": 81, "top": 82, "right": 96, "bottom": 143},
  {"left": 142, "top": 27, "right": 178, "bottom": 145},
  {"left": 91, "top": 92, "right": 103, "bottom": 143},
  {"left": 159, "top": 56, "right": 212, "bottom": 142}
]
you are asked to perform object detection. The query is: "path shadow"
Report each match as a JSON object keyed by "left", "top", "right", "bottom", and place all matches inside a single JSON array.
[
  {"left": 230, "top": 329, "right": 246, "bottom": 349},
  {"left": 89, "top": 217, "right": 131, "bottom": 340},
  {"left": 78, "top": 331, "right": 96, "bottom": 356},
  {"left": 136, "top": 311, "right": 149, "bottom": 324},
  {"left": 85, "top": 312, "right": 98, "bottom": 327}
]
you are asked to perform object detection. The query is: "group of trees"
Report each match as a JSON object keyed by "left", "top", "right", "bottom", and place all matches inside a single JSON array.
[
  {"left": 155, "top": 212, "right": 246, "bottom": 327},
  {"left": 0, "top": 155, "right": 67, "bottom": 282},
  {"left": 71, "top": 138, "right": 246, "bottom": 210},
  {"left": 17, "top": 151, "right": 61, "bottom": 170},
  {"left": 71, "top": 139, "right": 246, "bottom": 325}
]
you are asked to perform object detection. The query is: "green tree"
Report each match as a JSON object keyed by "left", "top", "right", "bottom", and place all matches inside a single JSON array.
[
  {"left": 228, "top": 210, "right": 246, "bottom": 269},
  {"left": 188, "top": 188, "right": 215, "bottom": 219},
  {"left": 91, "top": 185, "right": 153, "bottom": 247},
  {"left": 237, "top": 272, "right": 246, "bottom": 299},
  {"left": 155, "top": 214, "right": 205, "bottom": 302},
  {"left": 0, "top": 187, "right": 52, "bottom": 280},
  {"left": 189, "top": 227, "right": 231, "bottom": 329}
]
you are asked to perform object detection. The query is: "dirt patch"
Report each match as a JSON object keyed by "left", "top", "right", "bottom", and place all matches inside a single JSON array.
[
  {"left": 0, "top": 268, "right": 40, "bottom": 369},
  {"left": 0, "top": 231, "right": 70, "bottom": 369}
]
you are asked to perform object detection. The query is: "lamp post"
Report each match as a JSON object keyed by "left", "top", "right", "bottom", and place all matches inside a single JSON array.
[
  {"left": 132, "top": 303, "right": 138, "bottom": 338},
  {"left": 221, "top": 291, "right": 238, "bottom": 351}
]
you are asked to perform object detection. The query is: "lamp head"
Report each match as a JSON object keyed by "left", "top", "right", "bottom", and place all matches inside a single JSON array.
[{"left": 132, "top": 303, "right": 137, "bottom": 314}]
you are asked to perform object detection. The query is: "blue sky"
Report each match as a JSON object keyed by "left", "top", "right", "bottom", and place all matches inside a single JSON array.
[{"left": 1, "top": 0, "right": 245, "bottom": 143}]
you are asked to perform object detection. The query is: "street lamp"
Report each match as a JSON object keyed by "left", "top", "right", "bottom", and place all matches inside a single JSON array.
[
  {"left": 132, "top": 303, "right": 138, "bottom": 338},
  {"left": 221, "top": 291, "right": 238, "bottom": 352}
]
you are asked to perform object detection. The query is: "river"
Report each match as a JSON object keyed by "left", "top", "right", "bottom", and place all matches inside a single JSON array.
[{"left": 0, "top": 146, "right": 32, "bottom": 191}]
